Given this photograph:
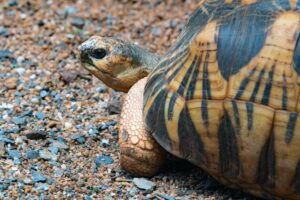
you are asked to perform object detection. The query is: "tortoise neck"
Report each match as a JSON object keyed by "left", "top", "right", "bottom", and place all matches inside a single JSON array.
[{"left": 128, "top": 42, "right": 161, "bottom": 72}]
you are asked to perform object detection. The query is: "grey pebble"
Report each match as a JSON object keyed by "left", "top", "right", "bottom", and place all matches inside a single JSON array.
[
  {"left": 40, "top": 90, "right": 48, "bottom": 98},
  {"left": 26, "top": 149, "right": 39, "bottom": 160},
  {"left": 71, "top": 134, "right": 86, "bottom": 144},
  {"left": 31, "top": 96, "right": 40, "bottom": 104},
  {"left": 0, "top": 49, "right": 13, "bottom": 59},
  {"left": 31, "top": 171, "right": 47, "bottom": 183},
  {"left": 151, "top": 27, "right": 162, "bottom": 36},
  {"left": 39, "top": 149, "right": 57, "bottom": 161},
  {"left": 51, "top": 140, "right": 69, "bottom": 150},
  {"left": 95, "top": 155, "right": 113, "bottom": 167},
  {"left": 12, "top": 117, "right": 26, "bottom": 125},
  {"left": 71, "top": 18, "right": 85, "bottom": 29},
  {"left": 8, "top": 150, "right": 21, "bottom": 159},
  {"left": 35, "top": 112, "right": 44, "bottom": 120},
  {"left": 48, "top": 146, "right": 59, "bottom": 154},
  {"left": 133, "top": 178, "right": 156, "bottom": 191}
]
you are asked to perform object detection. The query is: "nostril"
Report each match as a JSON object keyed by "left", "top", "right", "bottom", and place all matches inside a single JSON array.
[
  {"left": 91, "top": 48, "right": 107, "bottom": 59},
  {"left": 80, "top": 51, "right": 90, "bottom": 61}
]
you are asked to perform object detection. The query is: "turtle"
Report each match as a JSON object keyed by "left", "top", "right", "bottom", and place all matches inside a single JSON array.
[{"left": 79, "top": 0, "right": 300, "bottom": 199}]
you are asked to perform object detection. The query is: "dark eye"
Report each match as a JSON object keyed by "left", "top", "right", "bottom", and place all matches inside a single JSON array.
[{"left": 91, "top": 48, "right": 107, "bottom": 59}]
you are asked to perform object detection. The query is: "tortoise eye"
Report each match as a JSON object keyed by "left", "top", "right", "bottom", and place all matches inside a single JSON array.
[{"left": 91, "top": 48, "right": 107, "bottom": 59}]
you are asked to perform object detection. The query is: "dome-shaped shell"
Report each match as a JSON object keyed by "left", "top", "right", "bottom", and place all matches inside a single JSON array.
[{"left": 143, "top": 1, "right": 300, "bottom": 199}]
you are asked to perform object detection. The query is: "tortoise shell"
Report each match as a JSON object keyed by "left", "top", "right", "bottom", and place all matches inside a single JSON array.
[{"left": 143, "top": 0, "right": 300, "bottom": 199}]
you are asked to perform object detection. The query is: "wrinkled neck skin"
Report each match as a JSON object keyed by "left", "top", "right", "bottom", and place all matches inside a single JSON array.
[{"left": 125, "top": 41, "right": 161, "bottom": 73}]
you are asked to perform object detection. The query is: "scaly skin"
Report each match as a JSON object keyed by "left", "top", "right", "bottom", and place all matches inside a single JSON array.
[{"left": 119, "top": 78, "right": 166, "bottom": 176}]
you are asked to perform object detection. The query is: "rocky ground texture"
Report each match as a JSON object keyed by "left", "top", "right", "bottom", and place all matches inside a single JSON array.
[{"left": 0, "top": 0, "right": 261, "bottom": 199}]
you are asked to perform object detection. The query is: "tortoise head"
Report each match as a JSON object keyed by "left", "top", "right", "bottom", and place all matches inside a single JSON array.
[{"left": 79, "top": 36, "right": 160, "bottom": 92}]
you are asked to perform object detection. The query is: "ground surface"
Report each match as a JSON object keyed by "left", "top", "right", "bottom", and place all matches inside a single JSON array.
[{"left": 0, "top": 1, "right": 261, "bottom": 199}]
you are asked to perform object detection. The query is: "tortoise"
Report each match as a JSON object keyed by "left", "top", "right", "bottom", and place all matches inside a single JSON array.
[{"left": 79, "top": 0, "right": 300, "bottom": 199}]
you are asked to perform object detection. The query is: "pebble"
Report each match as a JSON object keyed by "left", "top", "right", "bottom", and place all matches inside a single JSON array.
[
  {"left": 64, "top": 122, "right": 73, "bottom": 129},
  {"left": 15, "top": 67, "right": 26, "bottom": 76},
  {"left": 40, "top": 90, "right": 49, "bottom": 98},
  {"left": 39, "top": 149, "right": 57, "bottom": 161},
  {"left": 4, "top": 77, "right": 18, "bottom": 89},
  {"left": 51, "top": 140, "right": 69, "bottom": 150},
  {"left": 0, "top": 49, "right": 13, "bottom": 59},
  {"left": 26, "top": 150, "right": 40, "bottom": 160},
  {"left": 133, "top": 178, "right": 156, "bottom": 191},
  {"left": 71, "top": 18, "right": 85, "bottom": 29},
  {"left": 151, "top": 27, "right": 162, "bottom": 36},
  {"left": 12, "top": 117, "right": 26, "bottom": 125},
  {"left": 35, "top": 112, "right": 45, "bottom": 120},
  {"left": 48, "top": 146, "right": 59, "bottom": 154},
  {"left": 100, "top": 139, "right": 110, "bottom": 147},
  {"left": 71, "top": 134, "right": 86, "bottom": 144},
  {"left": 8, "top": 150, "right": 21, "bottom": 159},
  {"left": 96, "top": 86, "right": 107, "bottom": 93},
  {"left": 30, "top": 96, "right": 40, "bottom": 104},
  {"left": 31, "top": 171, "right": 47, "bottom": 183},
  {"left": 37, "top": 183, "right": 49, "bottom": 191},
  {"left": 95, "top": 155, "right": 113, "bottom": 167},
  {"left": 26, "top": 131, "right": 47, "bottom": 140}
]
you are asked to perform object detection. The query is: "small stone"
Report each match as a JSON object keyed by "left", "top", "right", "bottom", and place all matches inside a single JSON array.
[
  {"left": 12, "top": 117, "right": 26, "bottom": 125},
  {"left": 8, "top": 0, "right": 18, "bottom": 7},
  {"left": 71, "top": 134, "right": 86, "bottom": 144},
  {"left": 23, "top": 178, "right": 32, "bottom": 185},
  {"left": 95, "top": 155, "right": 113, "bottom": 167},
  {"left": 100, "top": 139, "right": 110, "bottom": 147},
  {"left": 128, "top": 187, "right": 138, "bottom": 196},
  {"left": 71, "top": 18, "right": 85, "bottom": 29},
  {"left": 151, "top": 27, "right": 162, "bottom": 36},
  {"left": 39, "top": 149, "right": 57, "bottom": 161},
  {"left": 0, "top": 49, "right": 13, "bottom": 59},
  {"left": 96, "top": 86, "right": 107, "bottom": 93},
  {"left": 8, "top": 150, "right": 21, "bottom": 159},
  {"left": 48, "top": 146, "right": 59, "bottom": 154},
  {"left": 15, "top": 67, "right": 25, "bottom": 75},
  {"left": 4, "top": 77, "right": 18, "bottom": 89},
  {"left": 30, "top": 97, "right": 40, "bottom": 104},
  {"left": 64, "top": 122, "right": 73, "bottom": 129},
  {"left": 63, "top": 6, "right": 78, "bottom": 15},
  {"left": 133, "top": 178, "right": 156, "bottom": 191},
  {"left": 31, "top": 171, "right": 47, "bottom": 183},
  {"left": 85, "top": 196, "right": 93, "bottom": 200},
  {"left": 35, "top": 112, "right": 44, "bottom": 120},
  {"left": 40, "top": 90, "right": 48, "bottom": 98},
  {"left": 26, "top": 149, "right": 39, "bottom": 160},
  {"left": 60, "top": 69, "right": 79, "bottom": 83},
  {"left": 15, "top": 136, "right": 24, "bottom": 144},
  {"left": 52, "top": 140, "right": 69, "bottom": 150},
  {"left": 26, "top": 131, "right": 47, "bottom": 140},
  {"left": 38, "top": 183, "right": 49, "bottom": 191},
  {"left": 20, "top": 109, "right": 33, "bottom": 117}
]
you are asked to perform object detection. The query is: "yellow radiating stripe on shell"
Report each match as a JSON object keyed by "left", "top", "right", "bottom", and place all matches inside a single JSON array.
[
  {"left": 164, "top": 92, "right": 186, "bottom": 155},
  {"left": 223, "top": 100, "right": 274, "bottom": 184},
  {"left": 187, "top": 99, "right": 224, "bottom": 174},
  {"left": 228, "top": 11, "right": 300, "bottom": 111},
  {"left": 272, "top": 111, "right": 300, "bottom": 197},
  {"left": 190, "top": 21, "right": 227, "bottom": 100}
]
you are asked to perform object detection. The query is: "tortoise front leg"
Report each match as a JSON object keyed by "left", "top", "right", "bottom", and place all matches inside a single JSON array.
[{"left": 119, "top": 77, "right": 166, "bottom": 177}]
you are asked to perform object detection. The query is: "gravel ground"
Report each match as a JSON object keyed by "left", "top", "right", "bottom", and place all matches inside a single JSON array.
[{"left": 0, "top": 1, "right": 262, "bottom": 199}]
